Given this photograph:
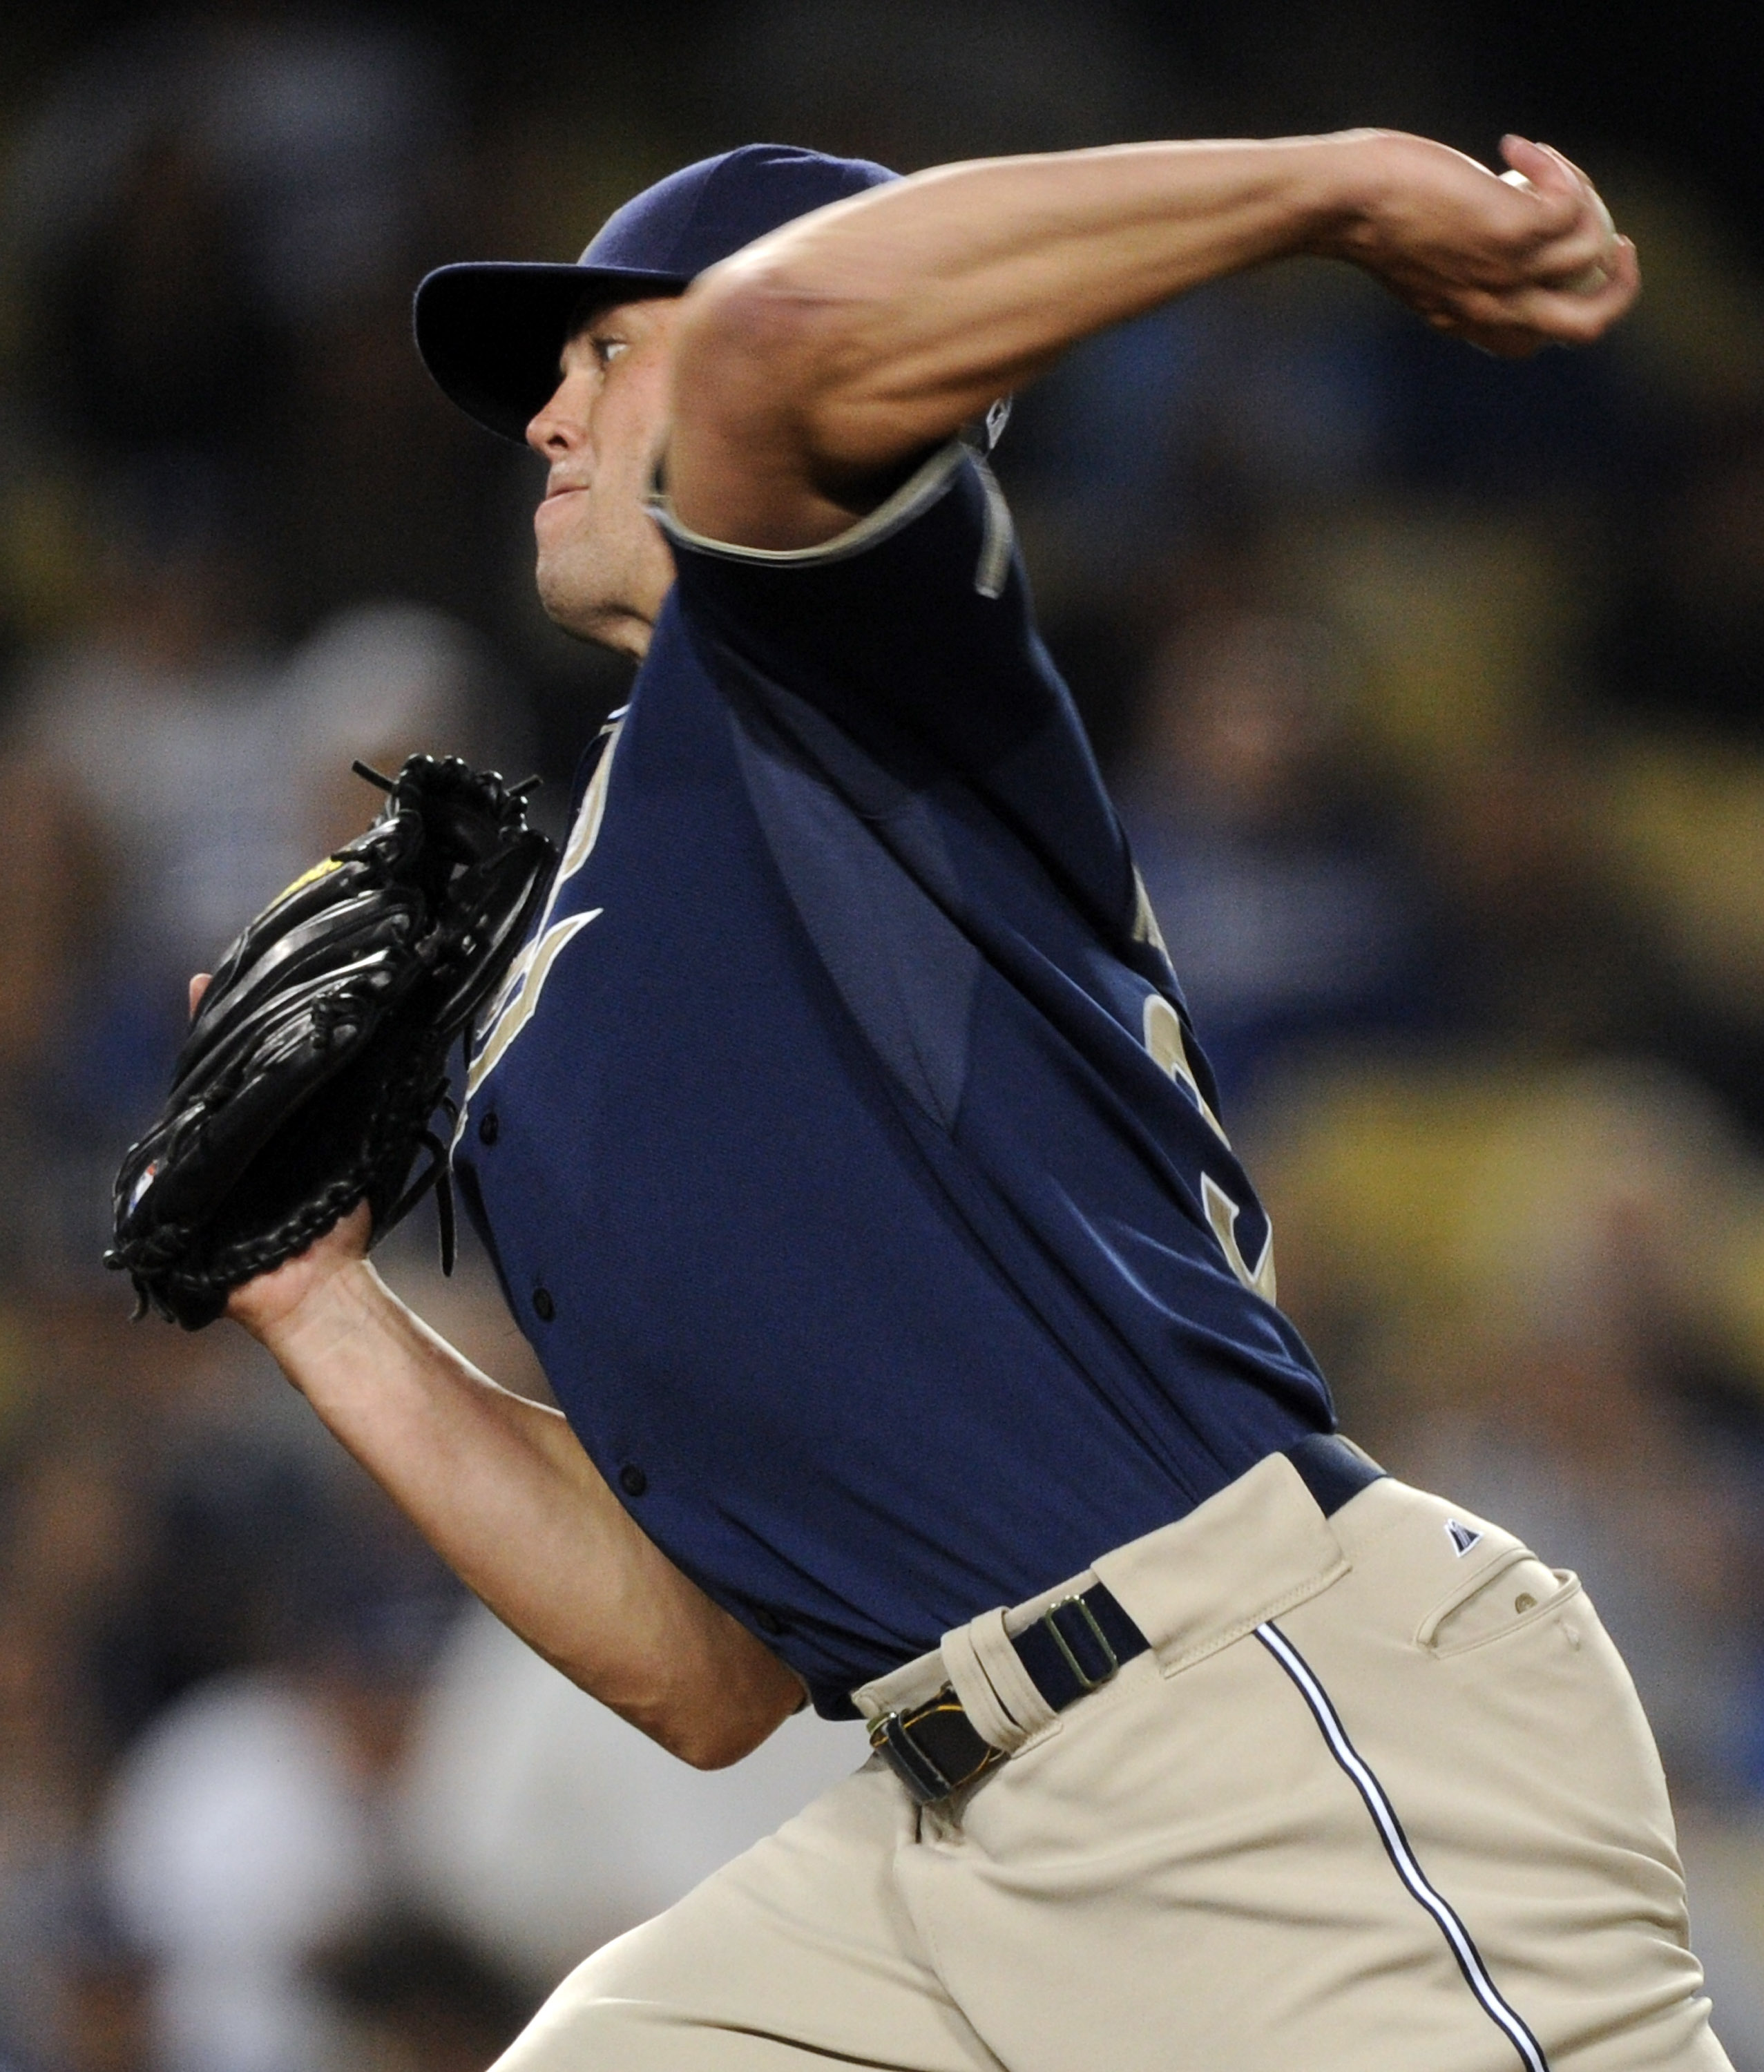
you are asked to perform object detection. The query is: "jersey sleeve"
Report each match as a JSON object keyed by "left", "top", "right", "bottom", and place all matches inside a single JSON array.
[{"left": 653, "top": 441, "right": 1140, "bottom": 946}]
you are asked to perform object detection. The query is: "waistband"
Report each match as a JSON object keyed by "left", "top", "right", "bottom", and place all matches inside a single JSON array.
[{"left": 853, "top": 1433, "right": 1384, "bottom": 1798}]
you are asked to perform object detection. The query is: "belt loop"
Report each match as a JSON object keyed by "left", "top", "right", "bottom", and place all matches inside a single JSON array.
[{"left": 942, "top": 1606, "right": 1056, "bottom": 1752}]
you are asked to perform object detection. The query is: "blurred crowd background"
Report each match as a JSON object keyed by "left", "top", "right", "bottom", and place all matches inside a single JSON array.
[{"left": 3, "top": 1, "right": 1763, "bottom": 2067}]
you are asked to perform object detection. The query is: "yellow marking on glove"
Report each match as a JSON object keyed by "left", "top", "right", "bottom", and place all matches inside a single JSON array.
[{"left": 271, "top": 856, "right": 346, "bottom": 906}]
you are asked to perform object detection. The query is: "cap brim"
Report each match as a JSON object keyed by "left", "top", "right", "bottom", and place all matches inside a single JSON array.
[{"left": 413, "top": 260, "right": 690, "bottom": 442}]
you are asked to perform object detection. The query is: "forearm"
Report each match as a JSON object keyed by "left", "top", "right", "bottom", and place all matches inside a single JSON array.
[
  {"left": 669, "top": 135, "right": 1361, "bottom": 537},
  {"left": 729, "top": 140, "right": 1341, "bottom": 431},
  {"left": 258, "top": 1261, "right": 802, "bottom": 1765}
]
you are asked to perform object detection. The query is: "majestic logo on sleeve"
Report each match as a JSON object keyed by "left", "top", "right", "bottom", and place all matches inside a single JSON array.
[
  {"left": 455, "top": 713, "right": 624, "bottom": 1136},
  {"left": 1142, "top": 992, "right": 1277, "bottom": 1304}
]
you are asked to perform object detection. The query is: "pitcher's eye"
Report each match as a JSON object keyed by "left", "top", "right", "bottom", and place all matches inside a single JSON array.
[{"left": 593, "top": 336, "right": 630, "bottom": 367}]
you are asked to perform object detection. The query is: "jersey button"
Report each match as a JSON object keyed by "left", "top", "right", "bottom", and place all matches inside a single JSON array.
[
  {"left": 754, "top": 1606, "right": 785, "bottom": 1636},
  {"left": 532, "top": 1287, "right": 555, "bottom": 1322},
  {"left": 619, "top": 1463, "right": 648, "bottom": 1497},
  {"left": 478, "top": 1112, "right": 499, "bottom": 1146}
]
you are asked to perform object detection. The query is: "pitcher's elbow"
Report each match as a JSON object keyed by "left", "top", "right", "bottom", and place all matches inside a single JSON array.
[
  {"left": 675, "top": 258, "right": 863, "bottom": 425},
  {"left": 658, "top": 1709, "right": 776, "bottom": 1772}
]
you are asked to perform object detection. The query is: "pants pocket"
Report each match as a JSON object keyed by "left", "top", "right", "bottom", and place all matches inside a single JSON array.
[{"left": 1418, "top": 1546, "right": 1582, "bottom": 1657}]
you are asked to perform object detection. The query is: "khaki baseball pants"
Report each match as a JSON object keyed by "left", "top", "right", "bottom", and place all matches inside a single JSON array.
[{"left": 495, "top": 1456, "right": 1732, "bottom": 2070}]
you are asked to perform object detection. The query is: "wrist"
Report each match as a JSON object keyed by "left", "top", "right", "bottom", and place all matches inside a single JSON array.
[
  {"left": 248, "top": 1254, "right": 386, "bottom": 1370},
  {"left": 1292, "top": 128, "right": 1406, "bottom": 263}
]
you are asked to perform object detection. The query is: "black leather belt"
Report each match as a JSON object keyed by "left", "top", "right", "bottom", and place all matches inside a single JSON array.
[{"left": 869, "top": 1432, "right": 1383, "bottom": 1805}]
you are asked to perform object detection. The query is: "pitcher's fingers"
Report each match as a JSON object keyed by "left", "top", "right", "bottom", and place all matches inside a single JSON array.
[
  {"left": 1511, "top": 140, "right": 1619, "bottom": 270},
  {"left": 1541, "top": 146, "right": 1618, "bottom": 258},
  {"left": 1498, "top": 135, "right": 1584, "bottom": 235},
  {"left": 1499, "top": 133, "right": 1549, "bottom": 176},
  {"left": 1535, "top": 215, "right": 1622, "bottom": 292},
  {"left": 189, "top": 972, "right": 212, "bottom": 1020},
  {"left": 1511, "top": 236, "right": 1640, "bottom": 343},
  {"left": 1535, "top": 140, "right": 1600, "bottom": 194},
  {"left": 1448, "top": 231, "right": 1639, "bottom": 356},
  {"left": 1592, "top": 233, "right": 1641, "bottom": 313},
  {"left": 1512, "top": 186, "right": 1619, "bottom": 289}
]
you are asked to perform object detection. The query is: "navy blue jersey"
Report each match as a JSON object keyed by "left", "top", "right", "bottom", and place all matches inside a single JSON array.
[{"left": 452, "top": 441, "right": 1333, "bottom": 1716}]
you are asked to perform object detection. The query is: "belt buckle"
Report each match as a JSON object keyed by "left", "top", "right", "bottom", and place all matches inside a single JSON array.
[
  {"left": 868, "top": 1694, "right": 1002, "bottom": 1806},
  {"left": 1039, "top": 1593, "right": 1119, "bottom": 1692}
]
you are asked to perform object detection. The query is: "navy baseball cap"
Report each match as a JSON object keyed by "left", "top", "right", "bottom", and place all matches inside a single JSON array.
[{"left": 414, "top": 144, "right": 897, "bottom": 442}]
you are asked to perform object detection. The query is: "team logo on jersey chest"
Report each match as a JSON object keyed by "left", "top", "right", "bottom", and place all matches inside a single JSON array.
[
  {"left": 456, "top": 713, "right": 624, "bottom": 1135},
  {"left": 1142, "top": 992, "right": 1276, "bottom": 1303}
]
